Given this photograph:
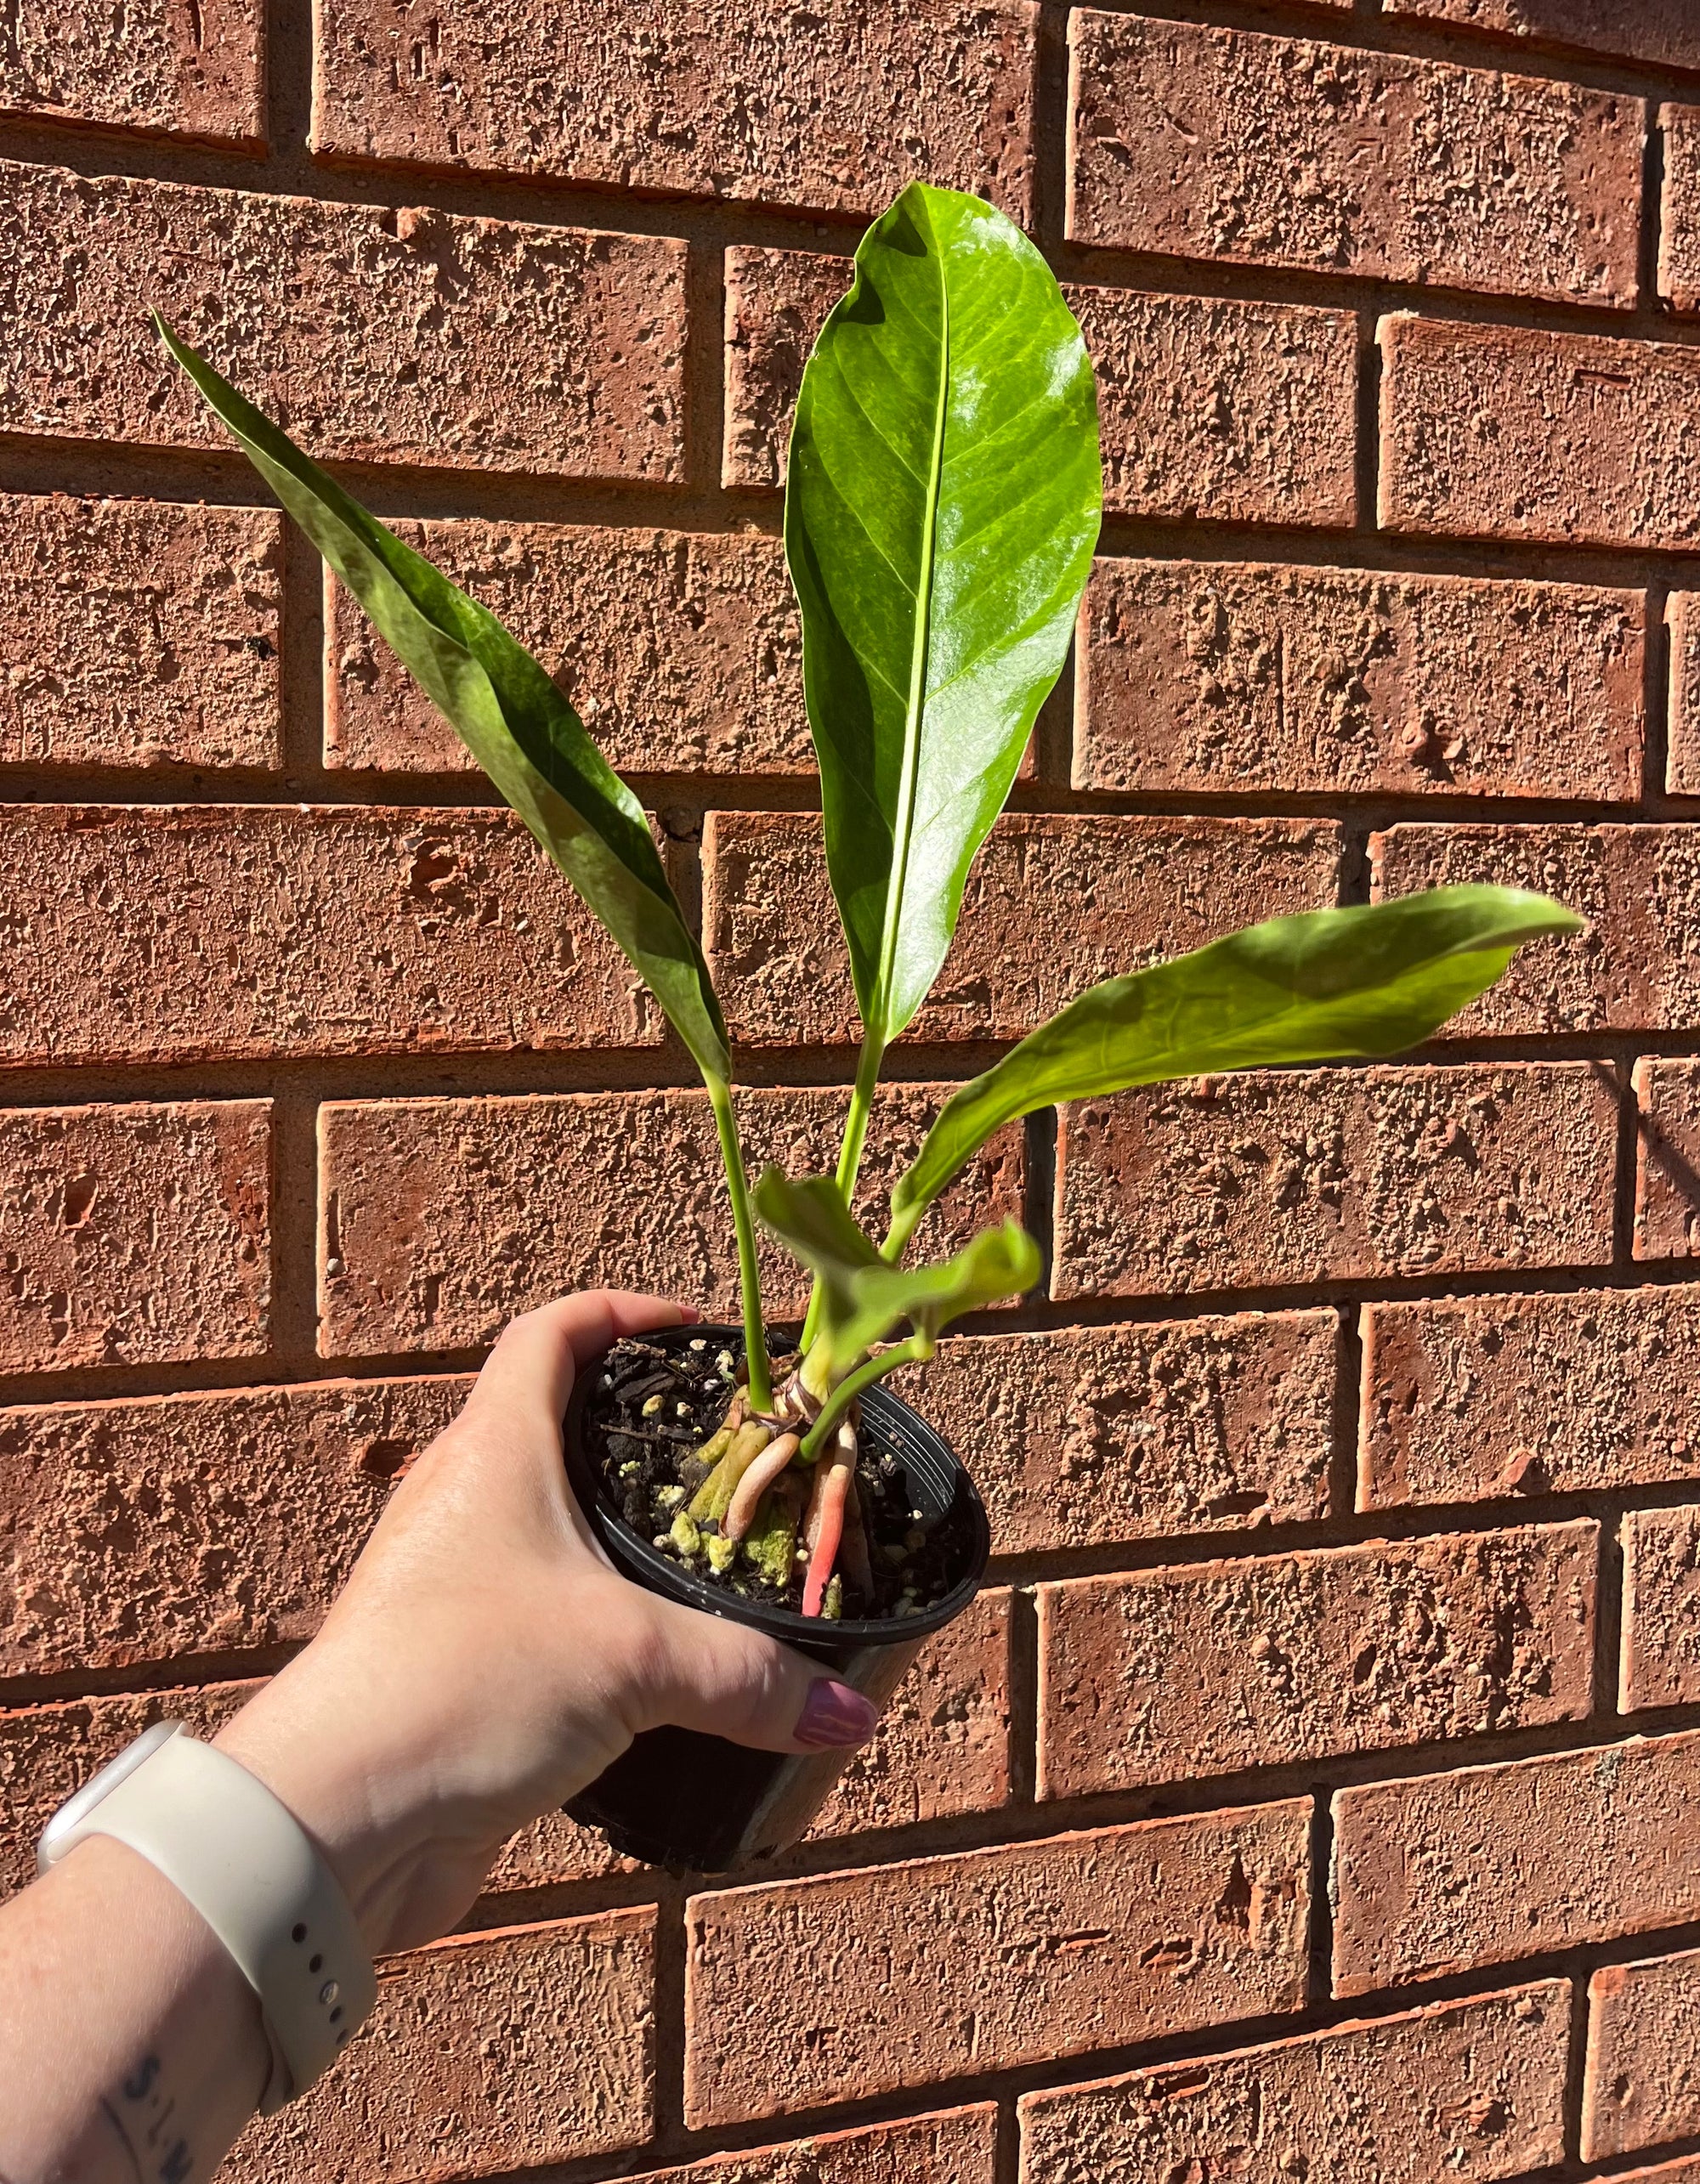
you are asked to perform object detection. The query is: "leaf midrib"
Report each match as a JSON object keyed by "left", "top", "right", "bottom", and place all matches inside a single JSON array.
[{"left": 871, "top": 202, "right": 951, "bottom": 1040}]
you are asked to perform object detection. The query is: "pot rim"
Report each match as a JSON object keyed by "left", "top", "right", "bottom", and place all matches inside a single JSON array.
[{"left": 564, "top": 1320, "right": 989, "bottom": 1649}]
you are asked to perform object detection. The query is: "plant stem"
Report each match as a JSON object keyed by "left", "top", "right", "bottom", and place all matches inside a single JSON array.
[
  {"left": 879, "top": 1197, "right": 923, "bottom": 1265},
  {"left": 799, "top": 1332, "right": 932, "bottom": 1463},
  {"left": 801, "top": 1031, "right": 887, "bottom": 1350},
  {"left": 706, "top": 1072, "right": 773, "bottom": 1412}
]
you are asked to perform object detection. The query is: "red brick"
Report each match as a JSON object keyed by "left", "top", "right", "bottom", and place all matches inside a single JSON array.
[
  {"left": 915, "top": 1314, "right": 1336, "bottom": 1557},
  {"left": 0, "top": 495, "right": 282, "bottom": 771},
  {"left": 1380, "top": 314, "right": 1700, "bottom": 552},
  {"left": 0, "top": 1377, "right": 467, "bottom": 1681},
  {"left": 1667, "top": 594, "right": 1700, "bottom": 797},
  {"left": 1068, "top": 14, "right": 1636, "bottom": 306},
  {"left": 1018, "top": 1981, "right": 1569, "bottom": 2183},
  {"left": 1371, "top": 824, "right": 1700, "bottom": 1036},
  {"left": 1635, "top": 1060, "right": 1700, "bottom": 1262},
  {"left": 684, "top": 1801, "right": 1310, "bottom": 2125},
  {"left": 813, "top": 1590, "right": 1010, "bottom": 1839},
  {"left": 1333, "top": 1730, "right": 1700, "bottom": 1995},
  {"left": 722, "top": 247, "right": 852, "bottom": 490},
  {"left": 615, "top": 2108, "right": 999, "bottom": 2184},
  {"left": 1604, "top": 2159, "right": 1700, "bottom": 2183},
  {"left": 1054, "top": 1063, "right": 1617, "bottom": 1302},
  {"left": 1584, "top": 1946, "right": 1700, "bottom": 2160},
  {"left": 1622, "top": 1506, "right": 1700, "bottom": 1713},
  {"left": 722, "top": 250, "right": 1358, "bottom": 523},
  {"left": 1077, "top": 286, "right": 1357, "bottom": 526},
  {"left": 326, "top": 522, "right": 808, "bottom": 777},
  {"left": 0, "top": 1100, "right": 269, "bottom": 1371},
  {"left": 1665, "top": 107, "right": 1700, "bottom": 314},
  {"left": 1076, "top": 558, "right": 1643, "bottom": 801},
  {"left": 228, "top": 1911, "right": 654, "bottom": 2181},
  {"left": 0, "top": 163, "right": 685, "bottom": 481},
  {"left": 1381, "top": 0, "right": 1700, "bottom": 71},
  {"left": 1360, "top": 1287, "right": 1700, "bottom": 1509},
  {"left": 319, "top": 1087, "right": 1024, "bottom": 1356},
  {"left": 313, "top": 0, "right": 1035, "bottom": 220},
  {"left": 0, "top": 806, "right": 666, "bottom": 1067},
  {"left": 1039, "top": 1521, "right": 1594, "bottom": 1799},
  {"left": 0, "top": 0, "right": 264, "bottom": 144},
  {"left": 481, "top": 1810, "right": 640, "bottom": 1894},
  {"left": 704, "top": 812, "right": 1340, "bottom": 1048}
]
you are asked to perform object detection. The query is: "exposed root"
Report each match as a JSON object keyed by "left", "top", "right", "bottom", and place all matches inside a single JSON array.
[
  {"left": 802, "top": 1417, "right": 858, "bottom": 1618},
  {"left": 723, "top": 1432, "right": 802, "bottom": 1543},
  {"left": 678, "top": 1421, "right": 734, "bottom": 1498},
  {"left": 688, "top": 1418, "right": 773, "bottom": 1525}
]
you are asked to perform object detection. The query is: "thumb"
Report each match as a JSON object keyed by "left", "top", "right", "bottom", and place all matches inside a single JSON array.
[{"left": 632, "top": 1593, "right": 881, "bottom": 1755}]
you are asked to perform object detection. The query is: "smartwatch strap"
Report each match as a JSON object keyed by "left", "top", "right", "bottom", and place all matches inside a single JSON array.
[{"left": 38, "top": 1725, "right": 377, "bottom": 2113}]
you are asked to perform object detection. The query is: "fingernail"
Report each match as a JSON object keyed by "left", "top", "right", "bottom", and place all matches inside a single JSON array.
[
  {"left": 794, "top": 1679, "right": 880, "bottom": 1750},
  {"left": 677, "top": 1303, "right": 702, "bottom": 1325}
]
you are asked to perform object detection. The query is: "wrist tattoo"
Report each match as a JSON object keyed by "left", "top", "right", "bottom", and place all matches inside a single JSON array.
[{"left": 99, "top": 2057, "right": 194, "bottom": 2184}]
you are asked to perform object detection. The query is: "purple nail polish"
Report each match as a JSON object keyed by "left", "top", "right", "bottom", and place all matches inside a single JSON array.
[{"left": 795, "top": 1679, "right": 879, "bottom": 1750}]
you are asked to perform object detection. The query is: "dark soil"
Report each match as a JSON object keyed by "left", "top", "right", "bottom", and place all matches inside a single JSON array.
[{"left": 580, "top": 1332, "right": 971, "bottom": 1621}]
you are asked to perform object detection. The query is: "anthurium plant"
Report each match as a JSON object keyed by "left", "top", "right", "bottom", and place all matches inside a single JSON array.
[{"left": 159, "top": 180, "right": 1578, "bottom": 1625}]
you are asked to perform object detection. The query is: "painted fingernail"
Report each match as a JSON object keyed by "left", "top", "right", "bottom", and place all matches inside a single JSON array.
[{"left": 794, "top": 1679, "right": 880, "bottom": 1750}]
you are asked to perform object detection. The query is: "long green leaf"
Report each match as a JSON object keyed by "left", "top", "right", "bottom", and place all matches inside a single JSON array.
[
  {"left": 785, "top": 182, "right": 1101, "bottom": 1050},
  {"left": 154, "top": 316, "right": 730, "bottom": 1084},
  {"left": 756, "top": 1166, "right": 1038, "bottom": 1372},
  {"left": 889, "top": 885, "right": 1583, "bottom": 1251}
]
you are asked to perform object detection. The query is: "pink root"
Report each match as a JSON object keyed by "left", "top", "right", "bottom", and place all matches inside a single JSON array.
[
  {"left": 802, "top": 1422, "right": 858, "bottom": 1618},
  {"left": 722, "top": 1432, "right": 801, "bottom": 1544}
]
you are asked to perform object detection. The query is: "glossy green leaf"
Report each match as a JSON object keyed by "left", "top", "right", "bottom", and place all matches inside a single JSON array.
[
  {"left": 755, "top": 1167, "right": 1038, "bottom": 1373},
  {"left": 785, "top": 181, "right": 1101, "bottom": 1050},
  {"left": 154, "top": 315, "right": 731, "bottom": 1084},
  {"left": 889, "top": 885, "right": 1584, "bottom": 1251}
]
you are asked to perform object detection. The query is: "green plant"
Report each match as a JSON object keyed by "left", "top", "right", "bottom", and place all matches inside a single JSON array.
[{"left": 157, "top": 178, "right": 1579, "bottom": 1621}]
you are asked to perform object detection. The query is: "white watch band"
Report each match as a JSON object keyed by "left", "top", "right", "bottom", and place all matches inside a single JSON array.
[{"left": 38, "top": 1723, "right": 377, "bottom": 2113}]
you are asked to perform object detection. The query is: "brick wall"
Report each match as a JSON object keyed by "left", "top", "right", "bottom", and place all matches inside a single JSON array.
[{"left": 6, "top": 3, "right": 1700, "bottom": 2180}]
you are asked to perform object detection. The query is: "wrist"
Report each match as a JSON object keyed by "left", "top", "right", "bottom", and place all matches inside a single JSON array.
[{"left": 211, "top": 1672, "right": 440, "bottom": 1959}]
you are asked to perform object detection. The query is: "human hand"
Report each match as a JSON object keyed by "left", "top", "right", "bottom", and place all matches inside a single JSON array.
[{"left": 212, "top": 1292, "right": 881, "bottom": 1955}]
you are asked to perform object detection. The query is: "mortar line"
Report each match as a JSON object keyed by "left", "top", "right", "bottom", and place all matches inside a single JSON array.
[
  {"left": 1561, "top": 1968, "right": 1591, "bottom": 2169},
  {"left": 1594, "top": 1507, "right": 1629, "bottom": 1728},
  {"left": 1643, "top": 96, "right": 1669, "bottom": 316},
  {"left": 1354, "top": 305, "right": 1383, "bottom": 538},
  {"left": 1306, "top": 1791, "right": 1336, "bottom": 2005},
  {"left": 1006, "top": 1584, "right": 1040, "bottom": 1811}
]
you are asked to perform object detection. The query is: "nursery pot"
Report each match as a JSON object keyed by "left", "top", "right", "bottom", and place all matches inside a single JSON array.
[{"left": 562, "top": 1323, "right": 990, "bottom": 1874}]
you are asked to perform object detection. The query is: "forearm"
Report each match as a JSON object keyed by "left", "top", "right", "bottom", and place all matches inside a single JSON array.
[
  {"left": 0, "top": 1839, "right": 269, "bottom": 2184},
  {"left": 0, "top": 1296, "right": 877, "bottom": 2176}
]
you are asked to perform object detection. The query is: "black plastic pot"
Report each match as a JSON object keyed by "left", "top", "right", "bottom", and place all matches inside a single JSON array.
[{"left": 562, "top": 1323, "right": 990, "bottom": 1874}]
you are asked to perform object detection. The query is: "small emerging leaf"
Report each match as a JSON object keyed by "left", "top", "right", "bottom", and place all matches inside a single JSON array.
[
  {"left": 753, "top": 1168, "right": 882, "bottom": 1272},
  {"left": 755, "top": 1167, "right": 1038, "bottom": 1372},
  {"left": 890, "top": 885, "right": 1583, "bottom": 1247},
  {"left": 154, "top": 316, "right": 731, "bottom": 1086}
]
